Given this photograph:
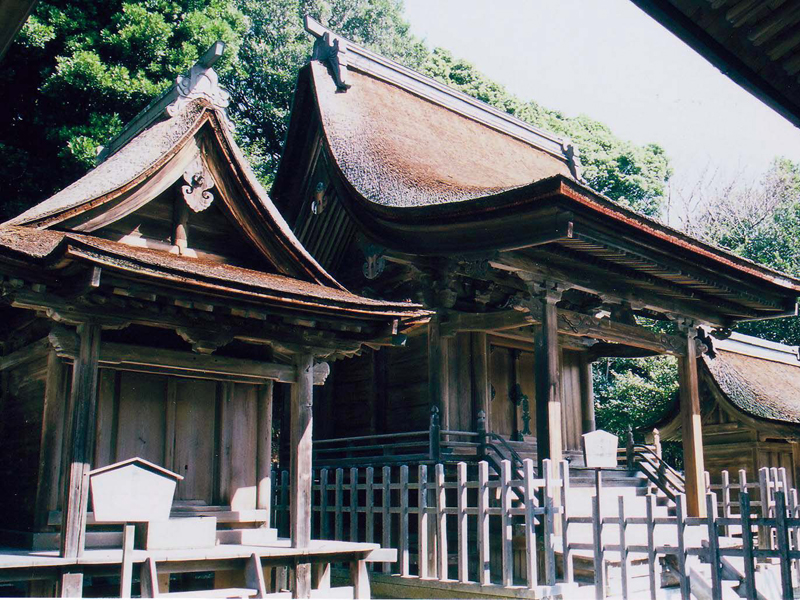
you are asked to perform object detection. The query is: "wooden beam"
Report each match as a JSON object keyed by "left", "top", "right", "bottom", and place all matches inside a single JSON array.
[
  {"left": 60, "top": 323, "right": 101, "bottom": 570},
  {"left": 444, "top": 307, "right": 687, "bottom": 355},
  {"left": 534, "top": 290, "right": 562, "bottom": 473},
  {"left": 290, "top": 353, "right": 314, "bottom": 548},
  {"left": 678, "top": 327, "right": 706, "bottom": 518},
  {"left": 48, "top": 329, "right": 330, "bottom": 385},
  {"left": 256, "top": 381, "right": 274, "bottom": 522},
  {"left": 440, "top": 310, "right": 534, "bottom": 337},
  {"left": 493, "top": 252, "right": 738, "bottom": 327}
]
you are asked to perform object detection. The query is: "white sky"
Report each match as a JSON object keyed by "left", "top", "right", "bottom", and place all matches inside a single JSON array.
[{"left": 402, "top": 0, "right": 800, "bottom": 194}]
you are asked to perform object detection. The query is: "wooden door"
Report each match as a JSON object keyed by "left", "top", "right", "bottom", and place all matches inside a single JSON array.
[
  {"left": 489, "top": 346, "right": 536, "bottom": 440},
  {"left": 173, "top": 378, "right": 216, "bottom": 502}
]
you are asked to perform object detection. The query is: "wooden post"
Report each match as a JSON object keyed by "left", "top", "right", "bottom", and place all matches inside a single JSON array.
[
  {"left": 500, "top": 460, "right": 513, "bottom": 587},
  {"left": 335, "top": 469, "right": 344, "bottom": 540},
  {"left": 59, "top": 322, "right": 101, "bottom": 596},
  {"left": 290, "top": 353, "right": 314, "bottom": 548},
  {"left": 457, "top": 462, "right": 468, "bottom": 584},
  {"left": 256, "top": 381, "right": 274, "bottom": 525},
  {"left": 319, "top": 468, "right": 329, "bottom": 539},
  {"left": 578, "top": 352, "right": 595, "bottom": 434},
  {"left": 365, "top": 467, "right": 374, "bottom": 545},
  {"left": 677, "top": 327, "right": 706, "bottom": 517},
  {"left": 429, "top": 406, "right": 441, "bottom": 463},
  {"left": 740, "top": 492, "right": 758, "bottom": 600},
  {"left": 525, "top": 459, "right": 539, "bottom": 589},
  {"left": 591, "top": 473, "right": 604, "bottom": 600},
  {"left": 477, "top": 461, "right": 491, "bottom": 586},
  {"left": 476, "top": 410, "right": 487, "bottom": 460},
  {"left": 350, "top": 467, "right": 358, "bottom": 542},
  {"left": 399, "top": 465, "right": 410, "bottom": 577},
  {"left": 381, "top": 466, "right": 392, "bottom": 574},
  {"left": 775, "top": 491, "right": 793, "bottom": 599},
  {"left": 646, "top": 494, "right": 657, "bottom": 600},
  {"left": 471, "top": 333, "right": 491, "bottom": 431},
  {"left": 618, "top": 496, "right": 629, "bottom": 600},
  {"left": 435, "top": 463, "right": 448, "bottom": 581},
  {"left": 542, "top": 459, "right": 556, "bottom": 586},
  {"left": 705, "top": 493, "right": 722, "bottom": 600},
  {"left": 534, "top": 288, "right": 563, "bottom": 473},
  {"left": 675, "top": 494, "right": 690, "bottom": 600},
  {"left": 626, "top": 426, "right": 634, "bottom": 471},
  {"left": 290, "top": 353, "right": 313, "bottom": 599},
  {"left": 119, "top": 524, "right": 135, "bottom": 598},
  {"left": 559, "top": 460, "right": 572, "bottom": 584},
  {"left": 428, "top": 313, "right": 447, "bottom": 429},
  {"left": 418, "top": 465, "right": 429, "bottom": 579}
]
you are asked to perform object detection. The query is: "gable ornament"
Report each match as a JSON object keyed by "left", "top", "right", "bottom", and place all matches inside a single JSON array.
[{"left": 182, "top": 157, "right": 216, "bottom": 212}]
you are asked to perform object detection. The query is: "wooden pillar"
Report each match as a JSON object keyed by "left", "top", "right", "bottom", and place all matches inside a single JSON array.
[
  {"left": 256, "top": 381, "right": 274, "bottom": 524},
  {"left": 678, "top": 328, "right": 706, "bottom": 518},
  {"left": 578, "top": 352, "right": 596, "bottom": 434},
  {"left": 428, "top": 313, "right": 448, "bottom": 429},
  {"left": 290, "top": 353, "right": 314, "bottom": 599},
  {"left": 59, "top": 323, "right": 101, "bottom": 597},
  {"left": 290, "top": 354, "right": 314, "bottom": 548},
  {"left": 471, "top": 333, "right": 490, "bottom": 432},
  {"left": 34, "top": 351, "right": 68, "bottom": 530},
  {"left": 534, "top": 289, "right": 562, "bottom": 474}
]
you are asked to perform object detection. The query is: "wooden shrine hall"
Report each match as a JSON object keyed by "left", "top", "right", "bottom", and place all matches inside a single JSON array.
[
  {"left": 269, "top": 17, "right": 800, "bottom": 520},
  {"left": 0, "top": 43, "right": 424, "bottom": 597},
  {"left": 658, "top": 331, "right": 800, "bottom": 490}
]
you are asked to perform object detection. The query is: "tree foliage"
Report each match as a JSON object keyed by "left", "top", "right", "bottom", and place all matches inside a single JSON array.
[{"left": 0, "top": 0, "right": 671, "bottom": 221}]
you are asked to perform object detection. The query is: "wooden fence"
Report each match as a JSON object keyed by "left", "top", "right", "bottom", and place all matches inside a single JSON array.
[
  {"left": 273, "top": 462, "right": 800, "bottom": 599},
  {"left": 274, "top": 458, "right": 566, "bottom": 589}
]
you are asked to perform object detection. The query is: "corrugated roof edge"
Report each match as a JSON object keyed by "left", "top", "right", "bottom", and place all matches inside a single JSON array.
[{"left": 303, "top": 16, "right": 582, "bottom": 178}]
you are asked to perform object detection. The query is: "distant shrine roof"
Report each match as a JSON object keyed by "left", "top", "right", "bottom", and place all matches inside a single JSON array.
[{"left": 0, "top": 42, "right": 425, "bottom": 332}]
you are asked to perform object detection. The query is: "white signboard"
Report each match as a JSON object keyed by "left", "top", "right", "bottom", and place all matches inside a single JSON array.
[{"left": 582, "top": 430, "right": 619, "bottom": 468}]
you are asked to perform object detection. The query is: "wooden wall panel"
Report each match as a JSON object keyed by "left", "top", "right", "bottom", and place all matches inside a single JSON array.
[
  {"left": 329, "top": 351, "right": 374, "bottom": 437},
  {"left": 385, "top": 332, "right": 429, "bottom": 433},
  {"left": 489, "top": 346, "right": 514, "bottom": 437},
  {"left": 447, "top": 334, "right": 473, "bottom": 432},
  {"left": 173, "top": 378, "right": 217, "bottom": 503},
  {"left": 0, "top": 351, "right": 48, "bottom": 532},
  {"left": 93, "top": 369, "right": 118, "bottom": 469},
  {"left": 115, "top": 372, "right": 167, "bottom": 466},
  {"left": 560, "top": 351, "right": 583, "bottom": 453},
  {"left": 226, "top": 383, "right": 258, "bottom": 510}
]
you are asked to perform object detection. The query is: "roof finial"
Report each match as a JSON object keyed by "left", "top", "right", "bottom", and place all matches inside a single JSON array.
[
  {"left": 562, "top": 139, "right": 584, "bottom": 182},
  {"left": 305, "top": 15, "right": 351, "bottom": 91},
  {"left": 166, "top": 41, "right": 234, "bottom": 127}
]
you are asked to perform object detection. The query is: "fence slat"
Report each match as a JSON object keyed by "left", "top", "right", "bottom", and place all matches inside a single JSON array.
[
  {"left": 560, "top": 460, "right": 572, "bottom": 585},
  {"left": 618, "top": 495, "right": 629, "bottom": 600},
  {"left": 775, "top": 490, "right": 793, "bottom": 600},
  {"left": 500, "top": 460, "right": 513, "bottom": 588},
  {"left": 645, "top": 494, "right": 657, "bottom": 600},
  {"left": 457, "top": 462, "right": 469, "bottom": 584},
  {"left": 591, "top": 472, "right": 604, "bottom": 600},
  {"left": 319, "top": 468, "right": 329, "bottom": 540},
  {"left": 381, "top": 466, "right": 391, "bottom": 574},
  {"left": 365, "top": 467, "right": 374, "bottom": 545},
  {"left": 525, "top": 459, "right": 539, "bottom": 589},
  {"left": 721, "top": 470, "right": 731, "bottom": 537},
  {"left": 739, "top": 491, "right": 757, "bottom": 600},
  {"left": 542, "top": 459, "right": 556, "bottom": 586},
  {"left": 477, "top": 461, "right": 490, "bottom": 586},
  {"left": 335, "top": 468, "right": 344, "bottom": 541},
  {"left": 675, "top": 494, "right": 690, "bottom": 600},
  {"left": 759, "top": 467, "right": 771, "bottom": 551},
  {"left": 417, "top": 464, "right": 429, "bottom": 580},
  {"left": 705, "top": 492, "right": 722, "bottom": 600},
  {"left": 436, "top": 463, "right": 449, "bottom": 581},
  {"left": 350, "top": 467, "right": 358, "bottom": 542},
  {"left": 400, "top": 465, "right": 410, "bottom": 577}
]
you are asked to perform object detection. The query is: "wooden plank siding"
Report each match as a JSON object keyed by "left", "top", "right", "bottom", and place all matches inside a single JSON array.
[{"left": 0, "top": 347, "right": 49, "bottom": 532}]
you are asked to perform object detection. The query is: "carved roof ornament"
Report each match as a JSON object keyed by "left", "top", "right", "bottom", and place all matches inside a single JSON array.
[
  {"left": 166, "top": 41, "right": 234, "bottom": 129},
  {"left": 306, "top": 16, "right": 351, "bottom": 91},
  {"left": 182, "top": 157, "right": 216, "bottom": 212},
  {"left": 562, "top": 140, "right": 584, "bottom": 182}
]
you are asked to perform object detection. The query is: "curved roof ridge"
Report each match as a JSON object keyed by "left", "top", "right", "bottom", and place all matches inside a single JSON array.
[{"left": 303, "top": 16, "right": 582, "bottom": 177}]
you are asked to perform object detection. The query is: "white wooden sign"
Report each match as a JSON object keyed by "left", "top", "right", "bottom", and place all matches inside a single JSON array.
[
  {"left": 582, "top": 430, "right": 619, "bottom": 468},
  {"left": 90, "top": 457, "right": 183, "bottom": 523}
]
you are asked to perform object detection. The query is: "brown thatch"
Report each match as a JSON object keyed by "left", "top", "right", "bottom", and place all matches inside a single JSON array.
[
  {"left": 0, "top": 226, "right": 425, "bottom": 318},
  {"left": 703, "top": 349, "right": 800, "bottom": 424},
  {"left": 312, "top": 62, "right": 573, "bottom": 208}
]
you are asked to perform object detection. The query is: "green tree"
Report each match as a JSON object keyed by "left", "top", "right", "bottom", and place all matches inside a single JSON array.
[{"left": 0, "top": 0, "right": 247, "bottom": 218}]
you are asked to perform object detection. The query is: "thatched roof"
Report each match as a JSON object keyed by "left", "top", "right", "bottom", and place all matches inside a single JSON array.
[
  {"left": 0, "top": 225, "right": 423, "bottom": 319},
  {"left": 703, "top": 333, "right": 800, "bottom": 425}
]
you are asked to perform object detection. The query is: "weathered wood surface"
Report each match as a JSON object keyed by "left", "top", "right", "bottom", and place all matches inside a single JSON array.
[
  {"left": 290, "top": 353, "right": 314, "bottom": 550},
  {"left": 678, "top": 327, "right": 707, "bottom": 517},
  {"left": 534, "top": 290, "right": 562, "bottom": 472}
]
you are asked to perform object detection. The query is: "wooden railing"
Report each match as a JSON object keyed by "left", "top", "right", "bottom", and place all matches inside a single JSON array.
[{"left": 273, "top": 458, "right": 565, "bottom": 588}]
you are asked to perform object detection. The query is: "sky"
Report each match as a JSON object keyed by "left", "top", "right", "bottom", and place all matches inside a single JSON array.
[{"left": 402, "top": 0, "right": 800, "bottom": 197}]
